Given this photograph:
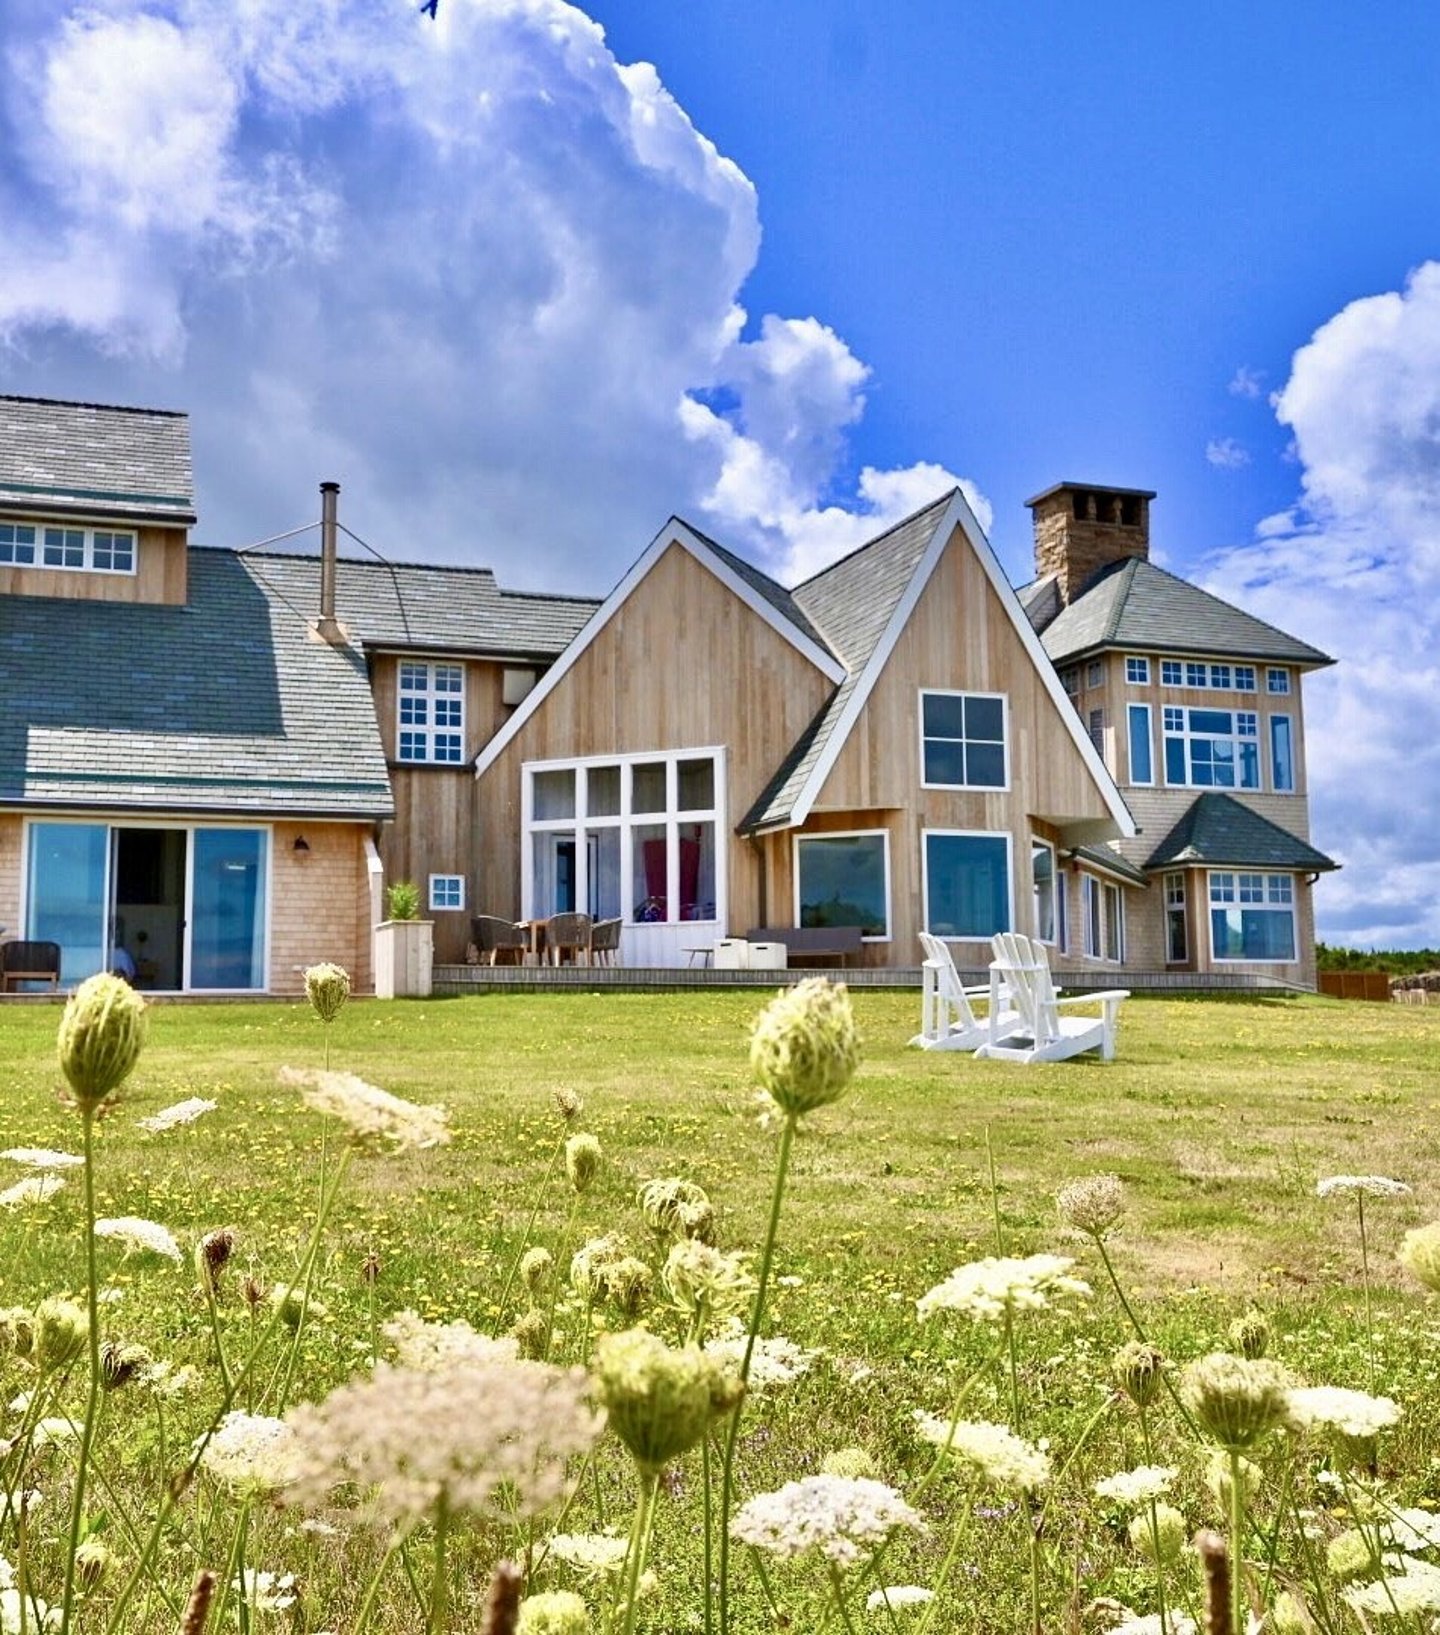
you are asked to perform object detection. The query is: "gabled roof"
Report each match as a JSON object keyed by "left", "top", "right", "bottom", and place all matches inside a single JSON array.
[
  {"left": 238, "top": 549, "right": 598, "bottom": 660},
  {"left": 0, "top": 550, "right": 392, "bottom": 818},
  {"left": 0, "top": 395, "right": 195, "bottom": 526},
  {"left": 1038, "top": 557, "right": 1332, "bottom": 668},
  {"left": 1144, "top": 793, "right": 1338, "bottom": 872}
]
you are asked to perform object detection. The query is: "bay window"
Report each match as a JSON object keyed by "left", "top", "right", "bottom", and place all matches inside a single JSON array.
[{"left": 1209, "top": 872, "right": 1296, "bottom": 962}]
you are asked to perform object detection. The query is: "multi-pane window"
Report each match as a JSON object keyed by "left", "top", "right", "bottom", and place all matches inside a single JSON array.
[
  {"left": 1086, "top": 660, "right": 1104, "bottom": 688},
  {"left": 397, "top": 663, "right": 465, "bottom": 764},
  {"left": 1060, "top": 668, "right": 1080, "bottom": 699},
  {"left": 1160, "top": 660, "right": 1258, "bottom": 692},
  {"left": 92, "top": 531, "right": 135, "bottom": 572},
  {"left": 44, "top": 527, "right": 85, "bottom": 568},
  {"left": 923, "top": 831, "right": 1011, "bottom": 940},
  {"left": 1162, "top": 706, "right": 1259, "bottom": 788},
  {"left": 0, "top": 521, "right": 135, "bottom": 573},
  {"left": 1127, "top": 704, "right": 1153, "bottom": 784},
  {"left": 1234, "top": 666, "right": 1256, "bottom": 691},
  {"left": 1210, "top": 872, "right": 1296, "bottom": 962},
  {"left": 920, "top": 692, "right": 1007, "bottom": 789},
  {"left": 796, "top": 832, "right": 889, "bottom": 939},
  {"left": 1185, "top": 661, "right": 1207, "bottom": 687},
  {"left": 1160, "top": 660, "right": 1183, "bottom": 686},
  {"left": 1081, "top": 875, "right": 1123, "bottom": 960},
  {"left": 1088, "top": 708, "right": 1106, "bottom": 757},
  {"left": 428, "top": 874, "right": 465, "bottom": 911},
  {"left": 1125, "top": 656, "right": 1149, "bottom": 685},
  {"left": 0, "top": 523, "right": 36, "bottom": 564},
  {"left": 1165, "top": 872, "right": 1187, "bottom": 962},
  {"left": 1270, "top": 716, "right": 1295, "bottom": 793},
  {"left": 1267, "top": 668, "right": 1291, "bottom": 695}
]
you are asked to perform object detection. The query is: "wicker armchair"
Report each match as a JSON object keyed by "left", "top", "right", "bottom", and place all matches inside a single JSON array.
[
  {"left": 546, "top": 912, "right": 593, "bottom": 966},
  {"left": 589, "top": 917, "right": 622, "bottom": 967},
  {"left": 470, "top": 915, "right": 527, "bottom": 966}
]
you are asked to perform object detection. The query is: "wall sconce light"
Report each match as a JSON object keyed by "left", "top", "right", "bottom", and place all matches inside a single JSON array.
[{"left": 293, "top": 836, "right": 311, "bottom": 858}]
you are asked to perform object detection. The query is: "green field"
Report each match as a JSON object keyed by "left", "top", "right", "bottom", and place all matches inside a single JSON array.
[{"left": 2, "top": 989, "right": 1438, "bottom": 1633}]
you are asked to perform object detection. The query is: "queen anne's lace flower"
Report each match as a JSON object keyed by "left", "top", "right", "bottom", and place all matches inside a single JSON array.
[
  {"left": 1342, "top": 1557, "right": 1440, "bottom": 1615},
  {"left": 1317, "top": 1175, "right": 1411, "bottom": 1198},
  {"left": 279, "top": 1067, "right": 449, "bottom": 1149},
  {"left": 1108, "top": 1616, "right": 1197, "bottom": 1635},
  {"left": 750, "top": 979, "right": 860, "bottom": 1117},
  {"left": 912, "top": 1414, "right": 1050, "bottom": 1491},
  {"left": 917, "top": 1254, "right": 1090, "bottom": 1323},
  {"left": 234, "top": 1569, "right": 298, "bottom": 1614},
  {"left": 1383, "top": 1509, "right": 1440, "bottom": 1554},
  {"left": 0, "top": 1149, "right": 82, "bottom": 1169},
  {"left": 1056, "top": 1174, "right": 1126, "bottom": 1238},
  {"left": 137, "top": 1098, "right": 217, "bottom": 1134},
  {"left": 382, "top": 1310, "right": 519, "bottom": 1370},
  {"left": 543, "top": 1532, "right": 628, "bottom": 1578},
  {"left": 0, "top": 1177, "right": 65, "bottom": 1208},
  {"left": 200, "top": 1413, "right": 301, "bottom": 1497},
  {"left": 94, "top": 1217, "right": 181, "bottom": 1260},
  {"left": 1398, "top": 1223, "right": 1440, "bottom": 1293},
  {"left": 1287, "top": 1386, "right": 1401, "bottom": 1441},
  {"left": 1180, "top": 1353, "right": 1293, "bottom": 1451},
  {"left": 865, "top": 1586, "right": 933, "bottom": 1612},
  {"left": 704, "top": 1321, "right": 814, "bottom": 1390},
  {"left": 730, "top": 1475, "right": 923, "bottom": 1566},
  {"left": 1094, "top": 1465, "right": 1179, "bottom": 1507}
]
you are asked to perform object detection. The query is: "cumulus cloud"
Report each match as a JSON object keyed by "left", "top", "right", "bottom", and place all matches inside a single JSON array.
[
  {"left": 1204, "top": 262, "right": 1440, "bottom": 947},
  {"left": 1205, "top": 436, "right": 1250, "bottom": 470},
  {"left": 0, "top": 0, "right": 979, "bottom": 590}
]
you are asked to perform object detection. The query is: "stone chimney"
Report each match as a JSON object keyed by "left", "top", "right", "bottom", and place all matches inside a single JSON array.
[{"left": 1026, "top": 482, "right": 1155, "bottom": 604}]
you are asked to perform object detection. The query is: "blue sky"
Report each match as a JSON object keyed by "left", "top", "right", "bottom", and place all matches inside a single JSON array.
[{"left": 2, "top": 0, "right": 1438, "bottom": 947}]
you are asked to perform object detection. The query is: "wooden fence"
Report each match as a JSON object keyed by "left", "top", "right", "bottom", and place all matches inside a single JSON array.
[{"left": 1318, "top": 971, "right": 1393, "bottom": 1002}]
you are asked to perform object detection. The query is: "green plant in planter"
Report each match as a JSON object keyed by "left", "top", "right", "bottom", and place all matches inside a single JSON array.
[{"left": 385, "top": 880, "right": 421, "bottom": 921}]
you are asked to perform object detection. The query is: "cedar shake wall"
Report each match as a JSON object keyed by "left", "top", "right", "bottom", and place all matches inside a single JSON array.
[
  {"left": 0, "top": 817, "right": 20, "bottom": 936},
  {"left": 269, "top": 821, "right": 375, "bottom": 995}
]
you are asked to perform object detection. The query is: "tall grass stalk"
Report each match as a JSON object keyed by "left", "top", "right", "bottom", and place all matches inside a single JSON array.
[{"left": 58, "top": 1110, "right": 102, "bottom": 1635}]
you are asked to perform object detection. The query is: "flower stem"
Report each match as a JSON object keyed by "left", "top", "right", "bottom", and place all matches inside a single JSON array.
[
  {"left": 826, "top": 1562, "right": 861, "bottom": 1635},
  {"left": 59, "top": 1110, "right": 102, "bottom": 1635},
  {"left": 984, "top": 1126, "right": 1005, "bottom": 1254},
  {"left": 618, "top": 1472, "right": 659, "bottom": 1635},
  {"left": 1096, "top": 1238, "right": 1199, "bottom": 1437},
  {"left": 428, "top": 1498, "right": 450, "bottom": 1635},
  {"left": 1357, "top": 1193, "right": 1375, "bottom": 1392},
  {"left": 494, "top": 1135, "right": 567, "bottom": 1330},
  {"left": 1227, "top": 1450, "right": 1245, "bottom": 1635}
]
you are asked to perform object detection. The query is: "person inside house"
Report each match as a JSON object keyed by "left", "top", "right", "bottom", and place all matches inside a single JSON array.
[{"left": 110, "top": 945, "right": 137, "bottom": 983}]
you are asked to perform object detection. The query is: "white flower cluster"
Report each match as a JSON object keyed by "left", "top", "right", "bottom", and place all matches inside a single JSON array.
[
  {"left": 1343, "top": 1556, "right": 1440, "bottom": 1616},
  {"left": 1108, "top": 1616, "right": 1196, "bottom": 1635},
  {"left": 234, "top": 1570, "right": 298, "bottom": 1613},
  {"left": 138, "top": 1098, "right": 218, "bottom": 1134},
  {"left": 1093, "top": 1465, "right": 1179, "bottom": 1507},
  {"left": 279, "top": 1067, "right": 450, "bottom": 1150},
  {"left": 917, "top": 1254, "right": 1090, "bottom": 1323},
  {"left": 383, "top": 1311, "right": 519, "bottom": 1371},
  {"left": 199, "top": 1412, "right": 302, "bottom": 1497},
  {"left": 1316, "top": 1175, "right": 1411, "bottom": 1198},
  {"left": 543, "top": 1532, "right": 629, "bottom": 1579},
  {"left": 1286, "top": 1386, "right": 1401, "bottom": 1441},
  {"left": 865, "top": 1585, "right": 933, "bottom": 1612},
  {"left": 1384, "top": 1509, "right": 1440, "bottom": 1554},
  {"left": 730, "top": 1475, "right": 923, "bottom": 1567},
  {"left": 0, "top": 1149, "right": 82, "bottom": 1170},
  {"left": 0, "top": 1177, "right": 65, "bottom": 1209},
  {"left": 93, "top": 1217, "right": 182, "bottom": 1261},
  {"left": 704, "top": 1321, "right": 815, "bottom": 1391},
  {"left": 913, "top": 1414, "right": 1050, "bottom": 1491}
]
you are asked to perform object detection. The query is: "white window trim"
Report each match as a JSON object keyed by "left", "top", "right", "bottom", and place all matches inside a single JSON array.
[
  {"left": 1164, "top": 870, "right": 1188, "bottom": 964},
  {"left": 1207, "top": 870, "right": 1298, "bottom": 965},
  {"left": 792, "top": 829, "right": 892, "bottom": 944},
  {"left": 1126, "top": 703, "right": 1154, "bottom": 786},
  {"left": 1103, "top": 881, "right": 1125, "bottom": 963},
  {"left": 918, "top": 688, "right": 1010, "bottom": 792},
  {"left": 1031, "top": 838, "right": 1059, "bottom": 947},
  {"left": 0, "top": 519, "right": 138, "bottom": 576},
  {"left": 521, "top": 746, "right": 726, "bottom": 928},
  {"left": 1266, "top": 668, "right": 1292, "bottom": 695},
  {"left": 1162, "top": 705, "right": 1260, "bottom": 790},
  {"left": 397, "top": 661, "right": 466, "bottom": 766},
  {"left": 428, "top": 873, "right": 466, "bottom": 912},
  {"left": 920, "top": 827, "right": 1014, "bottom": 944},
  {"left": 1082, "top": 874, "right": 1102, "bottom": 959},
  {"left": 1125, "top": 655, "right": 1150, "bottom": 685},
  {"left": 1157, "top": 658, "right": 1260, "bottom": 694},
  {"left": 1270, "top": 713, "right": 1295, "bottom": 793}
]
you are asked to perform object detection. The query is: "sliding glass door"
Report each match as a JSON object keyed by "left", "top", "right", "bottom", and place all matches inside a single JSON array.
[
  {"left": 190, "top": 829, "right": 268, "bottom": 990},
  {"left": 25, "top": 823, "right": 109, "bottom": 985}
]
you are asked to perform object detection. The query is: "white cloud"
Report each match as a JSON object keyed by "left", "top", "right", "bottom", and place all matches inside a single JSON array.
[
  {"left": 1227, "top": 365, "right": 1264, "bottom": 399},
  {"left": 0, "top": 0, "right": 977, "bottom": 593},
  {"left": 1205, "top": 436, "right": 1250, "bottom": 470},
  {"left": 1204, "top": 262, "right": 1440, "bottom": 948}
]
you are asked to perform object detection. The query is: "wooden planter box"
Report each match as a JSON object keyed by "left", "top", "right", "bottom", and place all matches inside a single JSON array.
[{"left": 374, "top": 920, "right": 434, "bottom": 999}]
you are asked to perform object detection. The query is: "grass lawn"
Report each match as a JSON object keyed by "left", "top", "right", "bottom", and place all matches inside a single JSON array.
[{"left": 2, "top": 988, "right": 1439, "bottom": 1633}]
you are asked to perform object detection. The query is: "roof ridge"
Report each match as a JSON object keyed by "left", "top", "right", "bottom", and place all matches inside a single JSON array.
[
  {"left": 789, "top": 488, "right": 957, "bottom": 592},
  {"left": 0, "top": 393, "right": 186, "bottom": 419},
  {"left": 1101, "top": 556, "right": 1141, "bottom": 642}
]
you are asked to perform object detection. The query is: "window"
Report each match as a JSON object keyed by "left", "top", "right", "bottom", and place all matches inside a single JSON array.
[
  {"left": 1125, "top": 656, "right": 1149, "bottom": 685},
  {"left": 1032, "top": 840, "right": 1058, "bottom": 945},
  {"left": 1127, "top": 704, "right": 1153, "bottom": 785},
  {"left": 44, "top": 527, "right": 84, "bottom": 568},
  {"left": 1083, "top": 875, "right": 1102, "bottom": 957},
  {"left": 1088, "top": 708, "right": 1107, "bottom": 757},
  {"left": 1270, "top": 715, "right": 1294, "bottom": 793},
  {"left": 0, "top": 523, "right": 36, "bottom": 564},
  {"left": 91, "top": 532, "right": 135, "bottom": 572},
  {"left": 1081, "top": 874, "right": 1123, "bottom": 960},
  {"left": 795, "top": 833, "right": 889, "bottom": 939},
  {"left": 1086, "top": 660, "right": 1104, "bottom": 689},
  {"left": 1234, "top": 666, "right": 1256, "bottom": 692},
  {"left": 923, "top": 831, "right": 1011, "bottom": 940},
  {"left": 920, "top": 692, "right": 1007, "bottom": 789},
  {"left": 1160, "top": 660, "right": 1183, "bottom": 687},
  {"left": 1210, "top": 664, "right": 1231, "bottom": 690},
  {"left": 428, "top": 874, "right": 465, "bottom": 911},
  {"left": 1267, "top": 668, "right": 1291, "bottom": 695},
  {"left": 1162, "top": 706, "right": 1259, "bottom": 788},
  {"left": 1165, "top": 872, "right": 1187, "bottom": 962},
  {"left": 1060, "top": 667, "right": 1080, "bottom": 700},
  {"left": 1210, "top": 872, "right": 1296, "bottom": 962},
  {"left": 1186, "top": 661, "right": 1207, "bottom": 688},
  {"left": 397, "top": 662, "right": 465, "bottom": 764},
  {"left": 524, "top": 750, "right": 721, "bottom": 924},
  {"left": 4, "top": 523, "right": 137, "bottom": 573},
  {"left": 1104, "top": 883, "right": 1124, "bottom": 962}
]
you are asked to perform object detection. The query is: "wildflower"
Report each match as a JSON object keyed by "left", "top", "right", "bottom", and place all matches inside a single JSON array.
[
  {"left": 33, "top": 1416, "right": 79, "bottom": 1448},
  {"left": 1317, "top": 1175, "right": 1411, "bottom": 1198},
  {"left": 137, "top": 1098, "right": 217, "bottom": 1134},
  {"left": 598, "top": 1255, "right": 652, "bottom": 1319},
  {"left": 361, "top": 1251, "right": 381, "bottom": 1286},
  {"left": 1287, "top": 1385, "right": 1401, "bottom": 1464},
  {"left": 1398, "top": 1223, "right": 1440, "bottom": 1293},
  {"left": 639, "top": 1177, "right": 716, "bottom": 1243},
  {"left": 382, "top": 1310, "right": 518, "bottom": 1370},
  {"left": 57, "top": 972, "right": 147, "bottom": 1112},
  {"left": 1179, "top": 1352, "right": 1293, "bottom": 1451},
  {"left": 521, "top": 1247, "right": 555, "bottom": 1295},
  {"left": 234, "top": 1569, "right": 298, "bottom": 1614},
  {"left": 544, "top": 1531, "right": 628, "bottom": 1579},
  {"left": 285, "top": 1358, "right": 600, "bottom": 1526},
  {"left": 517, "top": 1591, "right": 591, "bottom": 1635},
  {"left": 33, "top": 1299, "right": 87, "bottom": 1373},
  {"left": 664, "top": 1242, "right": 755, "bottom": 1325},
  {"left": 750, "top": 979, "right": 860, "bottom": 1117},
  {"left": 0, "top": 1176, "right": 65, "bottom": 1209},
  {"left": 917, "top": 1254, "right": 1091, "bottom": 1323},
  {"left": 1271, "top": 1591, "right": 1313, "bottom": 1635},
  {"left": 705, "top": 1319, "right": 813, "bottom": 1390},
  {"left": 0, "top": 1310, "right": 35, "bottom": 1358},
  {"left": 1326, "top": 1529, "right": 1373, "bottom": 1583},
  {"left": 142, "top": 1360, "right": 199, "bottom": 1398},
  {"left": 553, "top": 1088, "right": 584, "bottom": 1124},
  {"left": 570, "top": 1235, "right": 627, "bottom": 1302},
  {"left": 865, "top": 1586, "right": 933, "bottom": 1612},
  {"left": 0, "top": 1582, "right": 59, "bottom": 1630},
  {"left": 100, "top": 1340, "right": 152, "bottom": 1390},
  {"left": 1094, "top": 1466, "right": 1179, "bottom": 1507},
  {"left": 1229, "top": 1309, "right": 1270, "bottom": 1359},
  {"left": 200, "top": 1412, "right": 301, "bottom": 1497},
  {"left": 95, "top": 1216, "right": 181, "bottom": 1261},
  {"left": 1383, "top": 1509, "right": 1440, "bottom": 1554},
  {"left": 242, "top": 1275, "right": 266, "bottom": 1310},
  {"left": 195, "top": 1228, "right": 236, "bottom": 1293},
  {"left": 75, "top": 1539, "right": 115, "bottom": 1590},
  {"left": 0, "top": 1149, "right": 82, "bottom": 1169},
  {"left": 1129, "top": 1503, "right": 1187, "bottom": 1565},
  {"left": 593, "top": 1329, "right": 742, "bottom": 1475},
  {"left": 565, "top": 1133, "right": 602, "bottom": 1193},
  {"left": 279, "top": 1066, "right": 449, "bottom": 1149},
  {"left": 269, "top": 1284, "right": 327, "bottom": 1328},
  {"left": 1204, "top": 1448, "right": 1260, "bottom": 1508},
  {"left": 512, "top": 1309, "right": 548, "bottom": 1361},
  {"left": 1113, "top": 1341, "right": 1166, "bottom": 1407},
  {"left": 1342, "top": 1558, "right": 1440, "bottom": 1615},
  {"left": 1108, "top": 1617, "right": 1197, "bottom": 1635},
  {"left": 304, "top": 962, "right": 350, "bottom": 1024},
  {"left": 912, "top": 1414, "right": 1049, "bottom": 1491},
  {"left": 823, "top": 1447, "right": 879, "bottom": 1479},
  {"left": 730, "top": 1475, "right": 923, "bottom": 1567},
  {"left": 1056, "top": 1173, "right": 1126, "bottom": 1238}
]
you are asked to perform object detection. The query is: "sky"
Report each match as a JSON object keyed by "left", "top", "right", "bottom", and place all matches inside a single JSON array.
[{"left": 2, "top": 0, "right": 1439, "bottom": 948}]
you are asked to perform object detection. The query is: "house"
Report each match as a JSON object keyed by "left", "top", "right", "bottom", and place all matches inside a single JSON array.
[{"left": 0, "top": 395, "right": 1335, "bottom": 993}]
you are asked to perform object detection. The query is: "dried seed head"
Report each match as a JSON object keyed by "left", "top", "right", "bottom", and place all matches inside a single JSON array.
[
  {"left": 242, "top": 1275, "right": 266, "bottom": 1310},
  {"left": 75, "top": 1540, "right": 116, "bottom": 1590},
  {"left": 57, "top": 973, "right": 147, "bottom": 1113},
  {"left": 512, "top": 1309, "right": 549, "bottom": 1362},
  {"left": 553, "top": 1088, "right": 584, "bottom": 1125},
  {"left": 1180, "top": 1352, "right": 1294, "bottom": 1451},
  {"left": 598, "top": 1255, "right": 653, "bottom": 1320},
  {"left": 195, "top": 1228, "right": 236, "bottom": 1294},
  {"left": 520, "top": 1247, "right": 554, "bottom": 1296},
  {"left": 100, "top": 1339, "right": 153, "bottom": 1391},
  {"left": 570, "top": 1235, "right": 627, "bottom": 1303},
  {"left": 304, "top": 962, "right": 351, "bottom": 1024},
  {"left": 34, "top": 1297, "right": 88, "bottom": 1374},
  {"left": 361, "top": 1251, "right": 382, "bottom": 1286},
  {"left": 593, "top": 1329, "right": 743, "bottom": 1475},
  {"left": 1056, "top": 1174, "right": 1127, "bottom": 1240},
  {"left": 516, "top": 1588, "right": 592, "bottom": 1634},
  {"left": 1399, "top": 1222, "right": 1440, "bottom": 1293},
  {"left": 0, "top": 1307, "right": 35, "bottom": 1358},
  {"left": 1112, "top": 1341, "right": 1166, "bottom": 1408},
  {"left": 565, "top": 1134, "right": 602, "bottom": 1194},
  {"left": 1228, "top": 1308, "right": 1270, "bottom": 1359},
  {"left": 662, "top": 1241, "right": 756, "bottom": 1326},
  {"left": 750, "top": 979, "right": 860, "bottom": 1118},
  {"left": 639, "top": 1177, "right": 713, "bottom": 1239}
]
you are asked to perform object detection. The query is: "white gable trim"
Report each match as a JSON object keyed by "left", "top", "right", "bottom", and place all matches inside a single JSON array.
[
  {"left": 475, "top": 520, "right": 844, "bottom": 779},
  {"left": 786, "top": 489, "right": 1138, "bottom": 837}
]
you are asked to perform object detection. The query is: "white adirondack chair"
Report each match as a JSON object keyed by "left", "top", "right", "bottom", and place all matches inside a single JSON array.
[
  {"left": 974, "top": 931, "right": 1129, "bottom": 1064},
  {"left": 909, "top": 932, "right": 1022, "bottom": 1051}
]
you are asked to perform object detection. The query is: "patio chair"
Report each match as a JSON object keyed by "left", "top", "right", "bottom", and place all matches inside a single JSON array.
[
  {"left": 974, "top": 932, "right": 1129, "bottom": 1064},
  {"left": 0, "top": 940, "right": 62, "bottom": 993},
  {"left": 471, "top": 914, "right": 527, "bottom": 966},
  {"left": 589, "top": 917, "right": 622, "bottom": 967},
  {"left": 909, "top": 932, "right": 1021, "bottom": 1051},
  {"left": 546, "top": 912, "right": 593, "bottom": 966}
]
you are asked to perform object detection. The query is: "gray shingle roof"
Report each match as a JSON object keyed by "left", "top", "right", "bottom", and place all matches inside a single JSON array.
[
  {"left": 240, "top": 549, "right": 599, "bottom": 659},
  {"left": 0, "top": 550, "right": 392, "bottom": 817},
  {"left": 1070, "top": 843, "right": 1149, "bottom": 886},
  {"left": 739, "top": 493, "right": 955, "bottom": 831},
  {"left": 1039, "top": 557, "right": 1332, "bottom": 668},
  {"left": 0, "top": 396, "right": 195, "bottom": 525},
  {"left": 682, "top": 522, "right": 832, "bottom": 652},
  {"left": 1143, "top": 793, "right": 1338, "bottom": 872}
]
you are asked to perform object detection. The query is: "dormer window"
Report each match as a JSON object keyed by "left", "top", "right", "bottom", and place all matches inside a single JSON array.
[
  {"left": 397, "top": 662, "right": 465, "bottom": 764},
  {"left": 0, "top": 520, "right": 135, "bottom": 574}
]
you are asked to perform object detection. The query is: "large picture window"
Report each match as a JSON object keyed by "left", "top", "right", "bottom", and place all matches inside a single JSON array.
[
  {"left": 524, "top": 750, "right": 722, "bottom": 925},
  {"left": 397, "top": 662, "right": 465, "bottom": 764},
  {"left": 1162, "top": 706, "right": 1259, "bottom": 788},
  {"left": 919, "top": 691, "right": 1007, "bottom": 789},
  {"left": 1209, "top": 872, "right": 1296, "bottom": 962},
  {"left": 795, "top": 832, "right": 889, "bottom": 939},
  {"left": 923, "top": 831, "right": 1011, "bottom": 940}
]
